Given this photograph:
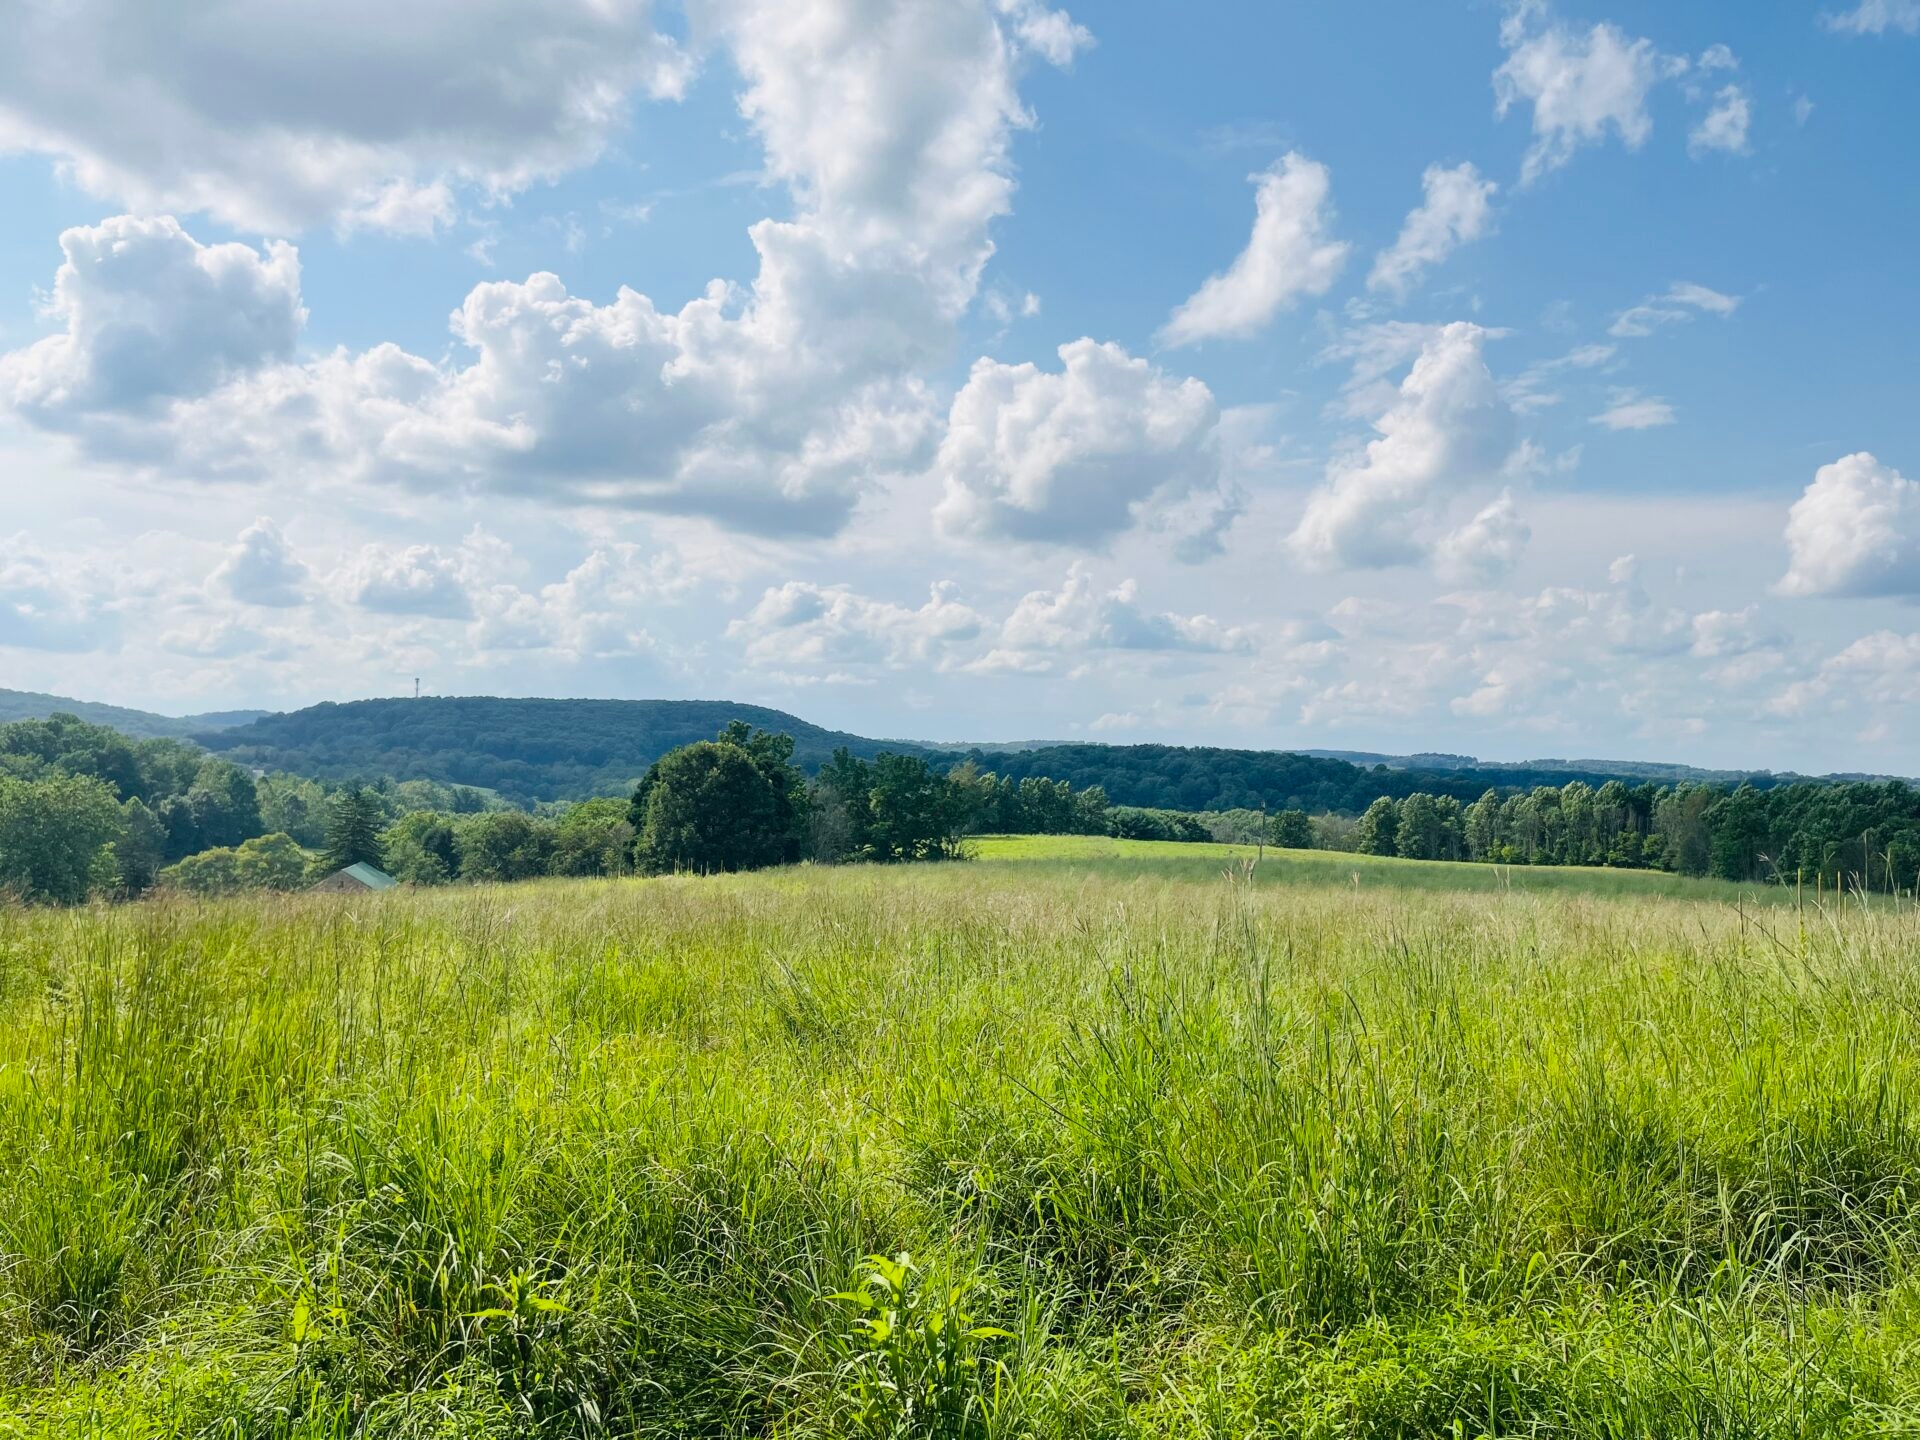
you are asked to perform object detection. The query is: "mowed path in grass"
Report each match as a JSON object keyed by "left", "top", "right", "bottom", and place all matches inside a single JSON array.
[
  {"left": 3, "top": 850, "right": 1919, "bottom": 1435},
  {"left": 971, "top": 832, "right": 1808, "bottom": 905}
]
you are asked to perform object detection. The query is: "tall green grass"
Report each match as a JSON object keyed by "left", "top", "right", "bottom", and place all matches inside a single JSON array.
[{"left": 2, "top": 847, "right": 1919, "bottom": 1436}]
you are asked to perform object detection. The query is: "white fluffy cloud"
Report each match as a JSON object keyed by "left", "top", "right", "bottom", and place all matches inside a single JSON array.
[
  {"left": 1160, "top": 153, "right": 1348, "bottom": 346},
  {"left": 1368, "top": 162, "right": 1498, "bottom": 300},
  {"left": 1777, "top": 452, "right": 1920, "bottom": 599},
  {"left": 1290, "top": 322, "right": 1518, "bottom": 570},
  {"left": 1768, "top": 630, "right": 1920, "bottom": 722},
  {"left": 337, "top": 544, "right": 475, "bottom": 620},
  {"left": 1823, "top": 1, "right": 1920, "bottom": 36},
  {"left": 931, "top": 339, "right": 1223, "bottom": 548},
  {"left": 1, "top": 216, "right": 303, "bottom": 425},
  {"left": 467, "top": 544, "right": 680, "bottom": 660},
  {"left": 1, "top": 0, "right": 1089, "bottom": 537},
  {"left": 1494, "top": 8, "right": 1688, "bottom": 183},
  {"left": 213, "top": 519, "right": 309, "bottom": 608},
  {"left": 728, "top": 580, "right": 984, "bottom": 671},
  {"left": 0, "top": 1, "right": 692, "bottom": 234},
  {"left": 1435, "top": 490, "right": 1530, "bottom": 585},
  {"left": 976, "top": 565, "right": 1251, "bottom": 672},
  {"left": 1689, "top": 86, "right": 1752, "bottom": 157}
]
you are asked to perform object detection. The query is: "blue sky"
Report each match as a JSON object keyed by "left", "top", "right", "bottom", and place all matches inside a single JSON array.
[{"left": 2, "top": 0, "right": 1917, "bottom": 771}]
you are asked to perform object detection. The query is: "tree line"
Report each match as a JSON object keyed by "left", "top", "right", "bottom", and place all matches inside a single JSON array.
[
  {"left": 1330, "top": 778, "right": 1920, "bottom": 892},
  {"left": 7, "top": 712, "right": 1919, "bottom": 902}
]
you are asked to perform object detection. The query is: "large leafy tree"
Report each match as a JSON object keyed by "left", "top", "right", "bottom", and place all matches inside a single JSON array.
[
  {"left": 1354, "top": 796, "right": 1400, "bottom": 857},
  {"left": 454, "top": 812, "right": 557, "bottom": 882},
  {"left": 632, "top": 740, "right": 785, "bottom": 875},
  {"left": 0, "top": 773, "right": 125, "bottom": 904},
  {"left": 1270, "top": 809, "right": 1315, "bottom": 850},
  {"left": 630, "top": 725, "right": 810, "bottom": 875},
  {"left": 865, "top": 753, "right": 968, "bottom": 862},
  {"left": 383, "top": 811, "right": 459, "bottom": 885}
]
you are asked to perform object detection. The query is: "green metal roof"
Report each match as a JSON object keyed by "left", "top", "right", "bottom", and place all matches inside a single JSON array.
[{"left": 340, "top": 862, "right": 398, "bottom": 890}]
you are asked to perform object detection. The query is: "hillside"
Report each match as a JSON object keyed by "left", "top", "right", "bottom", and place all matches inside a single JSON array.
[
  {"left": 0, "top": 687, "right": 268, "bottom": 740},
  {"left": 1298, "top": 747, "right": 1905, "bottom": 786},
  {"left": 197, "top": 696, "right": 927, "bottom": 804}
]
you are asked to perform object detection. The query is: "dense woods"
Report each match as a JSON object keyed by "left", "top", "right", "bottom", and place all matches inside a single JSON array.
[
  {"left": 945, "top": 741, "right": 1812, "bottom": 814},
  {"left": 1351, "top": 778, "right": 1920, "bottom": 890}
]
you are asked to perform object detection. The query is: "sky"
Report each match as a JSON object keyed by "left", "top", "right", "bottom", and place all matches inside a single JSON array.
[{"left": 2, "top": 0, "right": 1918, "bottom": 772}]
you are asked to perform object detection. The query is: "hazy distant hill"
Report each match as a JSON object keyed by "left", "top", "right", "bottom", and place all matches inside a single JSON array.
[
  {"left": 1296, "top": 748, "right": 1905, "bottom": 787},
  {"left": 198, "top": 696, "right": 927, "bottom": 804},
  {"left": 0, "top": 687, "right": 268, "bottom": 740}
]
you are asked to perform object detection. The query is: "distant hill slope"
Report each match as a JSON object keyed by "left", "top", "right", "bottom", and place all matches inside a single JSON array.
[
  {"left": 1296, "top": 748, "right": 1908, "bottom": 786},
  {"left": 0, "top": 687, "right": 268, "bottom": 740},
  {"left": 198, "top": 696, "right": 927, "bottom": 804}
]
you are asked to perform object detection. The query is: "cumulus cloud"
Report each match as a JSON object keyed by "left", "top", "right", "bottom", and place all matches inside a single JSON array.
[
  {"left": 1769, "top": 631, "right": 1920, "bottom": 721},
  {"left": 213, "top": 519, "right": 309, "bottom": 608},
  {"left": 1160, "top": 152, "right": 1348, "bottom": 346},
  {"left": 975, "top": 565, "right": 1251, "bottom": 672},
  {"left": 931, "top": 339, "right": 1223, "bottom": 548},
  {"left": 0, "top": 215, "right": 303, "bottom": 426},
  {"left": 1435, "top": 490, "right": 1530, "bottom": 585},
  {"left": 1368, "top": 162, "right": 1498, "bottom": 299},
  {"left": 1689, "top": 86, "right": 1752, "bottom": 156},
  {"left": 1777, "top": 452, "right": 1920, "bottom": 598},
  {"left": 1440, "top": 560, "right": 1714, "bottom": 720},
  {"left": 1, "top": 0, "right": 1088, "bottom": 538},
  {"left": 1609, "top": 281, "right": 1741, "bottom": 338},
  {"left": 337, "top": 544, "right": 475, "bottom": 621},
  {"left": 1689, "top": 607, "right": 1771, "bottom": 659},
  {"left": 467, "top": 544, "right": 680, "bottom": 660},
  {"left": 1590, "top": 389, "right": 1675, "bottom": 430},
  {"left": 1290, "top": 322, "right": 1518, "bottom": 570},
  {"left": 1494, "top": 7, "right": 1688, "bottom": 183},
  {"left": 728, "top": 580, "right": 983, "bottom": 670},
  {"left": 0, "top": 0, "right": 692, "bottom": 234},
  {"left": 1823, "top": 1, "right": 1920, "bottom": 36}
]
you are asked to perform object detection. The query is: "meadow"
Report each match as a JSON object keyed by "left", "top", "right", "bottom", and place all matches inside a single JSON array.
[{"left": 3, "top": 841, "right": 1920, "bottom": 1437}]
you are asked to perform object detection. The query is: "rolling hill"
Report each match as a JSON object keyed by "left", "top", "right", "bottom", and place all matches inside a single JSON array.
[
  {"left": 197, "top": 696, "right": 928, "bottom": 804},
  {"left": 0, "top": 687, "right": 268, "bottom": 740}
]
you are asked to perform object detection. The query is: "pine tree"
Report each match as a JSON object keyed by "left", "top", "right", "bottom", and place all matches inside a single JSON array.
[{"left": 321, "top": 786, "right": 385, "bottom": 871}]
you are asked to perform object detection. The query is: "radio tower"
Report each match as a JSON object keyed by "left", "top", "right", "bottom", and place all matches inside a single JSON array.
[{"left": 413, "top": 677, "right": 420, "bottom": 700}]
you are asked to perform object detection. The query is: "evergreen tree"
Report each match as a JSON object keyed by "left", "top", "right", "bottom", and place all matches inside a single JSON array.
[{"left": 321, "top": 786, "right": 385, "bottom": 871}]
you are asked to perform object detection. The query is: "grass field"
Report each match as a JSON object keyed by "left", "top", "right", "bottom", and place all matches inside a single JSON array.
[
  {"left": 968, "top": 834, "right": 1809, "bottom": 904},
  {"left": 3, "top": 840, "right": 1920, "bottom": 1436}
]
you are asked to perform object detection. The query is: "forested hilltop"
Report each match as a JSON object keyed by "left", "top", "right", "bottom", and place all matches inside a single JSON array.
[{"left": 199, "top": 697, "right": 925, "bottom": 804}]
